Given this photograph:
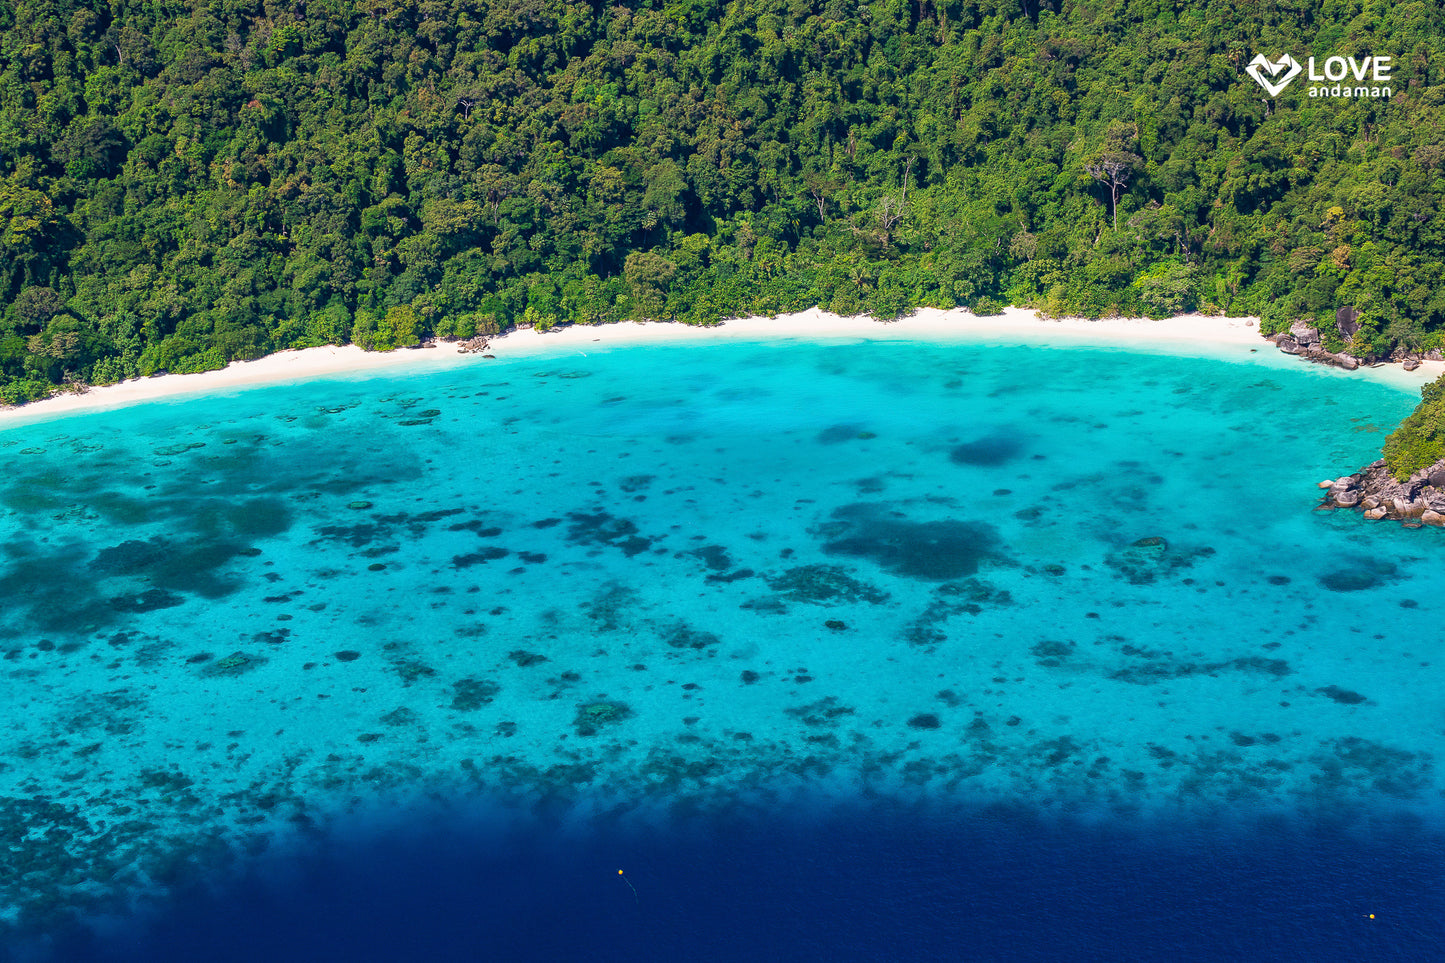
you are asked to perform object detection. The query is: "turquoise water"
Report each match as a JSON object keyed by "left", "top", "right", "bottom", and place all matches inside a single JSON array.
[{"left": 1, "top": 338, "right": 1439, "bottom": 943}]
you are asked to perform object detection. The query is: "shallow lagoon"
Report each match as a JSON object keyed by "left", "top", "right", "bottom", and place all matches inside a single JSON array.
[{"left": 2, "top": 338, "right": 1442, "bottom": 959}]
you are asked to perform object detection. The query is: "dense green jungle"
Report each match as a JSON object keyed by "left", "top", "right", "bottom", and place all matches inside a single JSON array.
[{"left": 3, "top": 0, "right": 1445, "bottom": 465}]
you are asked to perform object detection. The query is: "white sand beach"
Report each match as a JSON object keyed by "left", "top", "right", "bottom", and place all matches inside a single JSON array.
[{"left": 1, "top": 306, "right": 1438, "bottom": 425}]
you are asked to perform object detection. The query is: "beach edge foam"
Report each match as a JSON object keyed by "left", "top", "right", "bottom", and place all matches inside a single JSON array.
[{"left": 3, "top": 306, "right": 1439, "bottom": 426}]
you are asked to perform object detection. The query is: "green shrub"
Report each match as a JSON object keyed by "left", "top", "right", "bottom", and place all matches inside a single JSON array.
[
  {"left": 0, "top": 378, "right": 53, "bottom": 406},
  {"left": 1383, "top": 375, "right": 1445, "bottom": 480}
]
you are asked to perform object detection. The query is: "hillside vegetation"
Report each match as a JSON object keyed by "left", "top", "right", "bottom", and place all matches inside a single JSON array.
[
  {"left": 1384, "top": 375, "right": 1445, "bottom": 479},
  {"left": 4, "top": 0, "right": 1445, "bottom": 403}
]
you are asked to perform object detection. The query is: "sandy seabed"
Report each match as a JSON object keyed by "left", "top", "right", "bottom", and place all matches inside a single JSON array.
[{"left": 1, "top": 306, "right": 1438, "bottom": 426}]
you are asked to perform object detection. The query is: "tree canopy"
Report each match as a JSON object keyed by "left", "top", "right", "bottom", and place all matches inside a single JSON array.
[{"left": 3, "top": 0, "right": 1445, "bottom": 404}]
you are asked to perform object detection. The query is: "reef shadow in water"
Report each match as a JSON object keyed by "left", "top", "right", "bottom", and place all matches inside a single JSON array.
[
  {"left": 815, "top": 503, "right": 1005, "bottom": 580},
  {"left": 949, "top": 431, "right": 1025, "bottom": 466},
  {"left": 1316, "top": 555, "right": 1406, "bottom": 593}
]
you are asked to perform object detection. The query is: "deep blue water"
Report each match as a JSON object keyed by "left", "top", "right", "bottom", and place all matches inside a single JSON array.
[{"left": 30, "top": 798, "right": 1445, "bottom": 962}]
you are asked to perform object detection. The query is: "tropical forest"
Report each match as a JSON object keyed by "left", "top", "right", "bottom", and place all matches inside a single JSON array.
[{"left": 2, "top": 0, "right": 1445, "bottom": 437}]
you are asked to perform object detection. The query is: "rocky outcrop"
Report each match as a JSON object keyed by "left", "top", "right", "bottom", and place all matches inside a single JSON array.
[
  {"left": 1268, "top": 322, "right": 1363, "bottom": 370},
  {"left": 456, "top": 336, "right": 492, "bottom": 354},
  {"left": 1265, "top": 314, "right": 1439, "bottom": 373},
  {"left": 1319, "top": 459, "right": 1445, "bottom": 525}
]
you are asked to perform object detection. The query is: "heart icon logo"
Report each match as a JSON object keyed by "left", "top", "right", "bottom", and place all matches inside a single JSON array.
[{"left": 1246, "top": 54, "right": 1303, "bottom": 96}]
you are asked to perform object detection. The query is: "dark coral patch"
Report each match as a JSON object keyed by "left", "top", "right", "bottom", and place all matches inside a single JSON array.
[
  {"left": 687, "top": 545, "right": 733, "bottom": 571},
  {"left": 452, "top": 547, "right": 510, "bottom": 568},
  {"left": 1030, "top": 639, "right": 1075, "bottom": 666},
  {"left": 210, "top": 496, "right": 293, "bottom": 539},
  {"left": 1317, "top": 685, "right": 1368, "bottom": 705},
  {"left": 1231, "top": 656, "right": 1291, "bottom": 676},
  {"left": 389, "top": 658, "right": 437, "bottom": 685},
  {"left": 1029, "top": 736, "right": 1085, "bottom": 768},
  {"left": 92, "top": 537, "right": 170, "bottom": 575},
  {"left": 903, "top": 579, "right": 1013, "bottom": 648},
  {"left": 1318, "top": 558, "right": 1400, "bottom": 593},
  {"left": 62, "top": 690, "right": 146, "bottom": 736},
  {"left": 615, "top": 536, "right": 651, "bottom": 557},
  {"left": 817, "top": 423, "right": 866, "bottom": 445},
  {"left": 448, "top": 519, "right": 504, "bottom": 537},
  {"left": 153, "top": 542, "right": 251, "bottom": 597},
  {"left": 1104, "top": 537, "right": 1213, "bottom": 585},
  {"left": 618, "top": 475, "right": 655, "bottom": 492},
  {"left": 109, "top": 588, "right": 185, "bottom": 613},
  {"left": 315, "top": 523, "right": 387, "bottom": 547},
  {"left": 784, "top": 696, "right": 854, "bottom": 727},
  {"left": 314, "top": 507, "right": 463, "bottom": 552},
  {"left": 705, "top": 568, "right": 754, "bottom": 584},
  {"left": 949, "top": 432, "right": 1024, "bottom": 466},
  {"left": 565, "top": 511, "right": 651, "bottom": 556},
  {"left": 664, "top": 624, "right": 722, "bottom": 650},
  {"left": 1110, "top": 655, "right": 1290, "bottom": 684},
  {"left": 202, "top": 651, "right": 265, "bottom": 677},
  {"left": 818, "top": 504, "right": 1003, "bottom": 580},
  {"left": 1316, "top": 737, "right": 1425, "bottom": 799},
  {"left": 907, "top": 713, "right": 942, "bottom": 730},
  {"left": 451, "top": 678, "right": 501, "bottom": 711},
  {"left": 90, "top": 531, "right": 254, "bottom": 599},
  {"left": 381, "top": 707, "right": 419, "bottom": 726},
  {"left": 574, "top": 700, "right": 633, "bottom": 736},
  {"left": 582, "top": 584, "right": 639, "bottom": 630},
  {"left": 766, "top": 564, "right": 888, "bottom": 605},
  {"left": 1319, "top": 571, "right": 1381, "bottom": 592}
]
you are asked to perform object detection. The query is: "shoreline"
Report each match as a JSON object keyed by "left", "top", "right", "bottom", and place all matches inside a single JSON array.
[{"left": 2, "top": 306, "right": 1439, "bottom": 426}]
